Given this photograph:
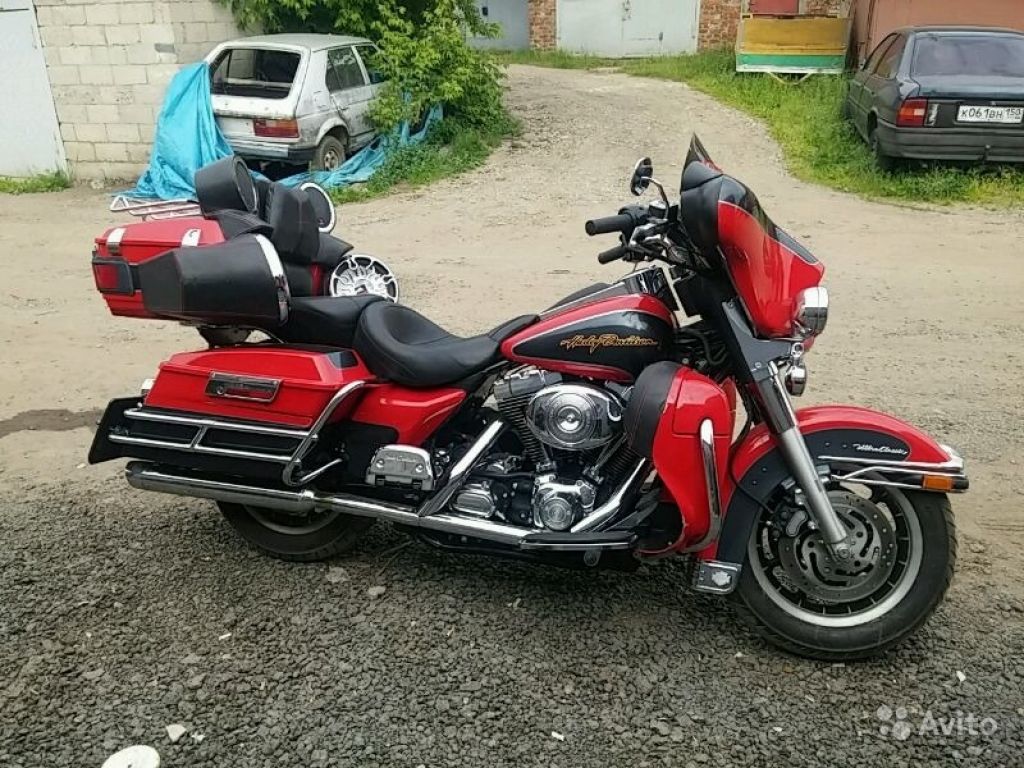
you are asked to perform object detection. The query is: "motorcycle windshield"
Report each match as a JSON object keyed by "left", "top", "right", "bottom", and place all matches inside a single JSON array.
[{"left": 678, "top": 135, "right": 825, "bottom": 338}]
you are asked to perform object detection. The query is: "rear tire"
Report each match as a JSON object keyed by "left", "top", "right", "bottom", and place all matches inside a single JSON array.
[
  {"left": 218, "top": 502, "right": 373, "bottom": 562},
  {"left": 312, "top": 133, "right": 347, "bottom": 172},
  {"left": 869, "top": 125, "right": 898, "bottom": 172},
  {"left": 734, "top": 488, "right": 956, "bottom": 661}
]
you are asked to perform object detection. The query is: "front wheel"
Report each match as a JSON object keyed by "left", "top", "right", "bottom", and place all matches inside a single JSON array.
[
  {"left": 218, "top": 502, "right": 373, "bottom": 562},
  {"left": 734, "top": 483, "right": 956, "bottom": 660}
]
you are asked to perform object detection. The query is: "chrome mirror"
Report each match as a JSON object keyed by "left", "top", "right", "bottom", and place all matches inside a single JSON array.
[{"left": 629, "top": 157, "right": 654, "bottom": 196}]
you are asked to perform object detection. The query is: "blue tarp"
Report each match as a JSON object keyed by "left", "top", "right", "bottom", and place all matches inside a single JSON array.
[
  {"left": 123, "top": 63, "right": 233, "bottom": 200},
  {"left": 122, "top": 62, "right": 442, "bottom": 200}
]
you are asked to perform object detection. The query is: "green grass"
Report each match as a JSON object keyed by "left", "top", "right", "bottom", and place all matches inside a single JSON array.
[
  {"left": 0, "top": 172, "right": 71, "bottom": 194},
  {"left": 329, "top": 114, "right": 520, "bottom": 204},
  {"left": 502, "top": 49, "right": 1024, "bottom": 207}
]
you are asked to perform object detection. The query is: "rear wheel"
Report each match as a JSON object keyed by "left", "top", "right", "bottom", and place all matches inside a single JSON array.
[
  {"left": 734, "top": 480, "right": 956, "bottom": 660},
  {"left": 218, "top": 502, "right": 373, "bottom": 562},
  {"left": 312, "top": 133, "right": 347, "bottom": 172},
  {"left": 869, "top": 125, "right": 898, "bottom": 172}
]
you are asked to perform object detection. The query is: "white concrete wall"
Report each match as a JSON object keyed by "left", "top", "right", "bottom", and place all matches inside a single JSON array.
[{"left": 33, "top": 0, "right": 241, "bottom": 181}]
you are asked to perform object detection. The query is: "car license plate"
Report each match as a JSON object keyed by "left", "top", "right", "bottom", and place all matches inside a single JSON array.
[
  {"left": 216, "top": 117, "right": 255, "bottom": 137},
  {"left": 957, "top": 105, "right": 1024, "bottom": 124}
]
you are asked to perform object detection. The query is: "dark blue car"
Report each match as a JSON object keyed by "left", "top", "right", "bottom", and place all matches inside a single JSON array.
[{"left": 844, "top": 26, "right": 1024, "bottom": 169}]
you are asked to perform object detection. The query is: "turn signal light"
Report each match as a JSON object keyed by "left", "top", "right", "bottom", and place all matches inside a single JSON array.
[
  {"left": 922, "top": 474, "right": 955, "bottom": 491},
  {"left": 897, "top": 99, "right": 929, "bottom": 127},
  {"left": 253, "top": 118, "right": 300, "bottom": 138}
]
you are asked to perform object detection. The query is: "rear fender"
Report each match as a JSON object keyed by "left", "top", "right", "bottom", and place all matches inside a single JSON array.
[{"left": 711, "top": 405, "right": 967, "bottom": 566}]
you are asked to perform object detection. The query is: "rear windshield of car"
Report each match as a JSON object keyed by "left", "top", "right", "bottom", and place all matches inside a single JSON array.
[
  {"left": 911, "top": 34, "right": 1024, "bottom": 78},
  {"left": 211, "top": 48, "right": 301, "bottom": 99}
]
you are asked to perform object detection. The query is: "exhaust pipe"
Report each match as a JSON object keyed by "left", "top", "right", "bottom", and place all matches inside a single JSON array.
[{"left": 125, "top": 461, "right": 531, "bottom": 546}]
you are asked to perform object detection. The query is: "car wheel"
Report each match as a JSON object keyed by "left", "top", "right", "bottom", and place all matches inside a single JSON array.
[
  {"left": 313, "top": 133, "right": 347, "bottom": 172},
  {"left": 869, "top": 126, "right": 898, "bottom": 172}
]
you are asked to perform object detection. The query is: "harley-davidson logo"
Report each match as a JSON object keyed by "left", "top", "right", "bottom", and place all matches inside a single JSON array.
[{"left": 558, "top": 333, "right": 659, "bottom": 354}]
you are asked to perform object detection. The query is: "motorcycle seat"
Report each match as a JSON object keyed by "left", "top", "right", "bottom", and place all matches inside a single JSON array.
[
  {"left": 275, "top": 294, "right": 385, "bottom": 347},
  {"left": 354, "top": 302, "right": 538, "bottom": 387}
]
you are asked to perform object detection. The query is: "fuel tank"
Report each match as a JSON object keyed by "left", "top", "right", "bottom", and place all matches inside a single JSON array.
[{"left": 501, "top": 294, "right": 675, "bottom": 382}]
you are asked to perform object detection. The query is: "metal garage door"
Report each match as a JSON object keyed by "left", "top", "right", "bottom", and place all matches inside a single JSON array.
[
  {"left": 0, "top": 0, "right": 65, "bottom": 176},
  {"left": 469, "top": 0, "right": 530, "bottom": 50},
  {"left": 557, "top": 0, "right": 699, "bottom": 57}
]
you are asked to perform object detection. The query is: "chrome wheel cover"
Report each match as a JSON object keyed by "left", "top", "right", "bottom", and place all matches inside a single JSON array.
[
  {"left": 327, "top": 254, "right": 399, "bottom": 302},
  {"left": 748, "top": 479, "right": 923, "bottom": 628}
]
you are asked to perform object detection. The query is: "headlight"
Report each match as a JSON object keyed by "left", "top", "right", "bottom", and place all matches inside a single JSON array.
[{"left": 795, "top": 286, "right": 829, "bottom": 336}]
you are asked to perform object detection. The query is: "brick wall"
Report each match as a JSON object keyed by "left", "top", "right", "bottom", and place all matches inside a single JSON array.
[
  {"left": 698, "top": 0, "right": 743, "bottom": 50},
  {"left": 699, "top": 0, "right": 847, "bottom": 50},
  {"left": 34, "top": 0, "right": 240, "bottom": 182},
  {"left": 529, "top": 0, "right": 556, "bottom": 50}
]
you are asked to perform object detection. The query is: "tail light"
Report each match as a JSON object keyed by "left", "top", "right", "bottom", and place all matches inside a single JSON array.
[
  {"left": 92, "top": 255, "right": 134, "bottom": 294},
  {"left": 897, "top": 99, "right": 929, "bottom": 127},
  {"left": 253, "top": 118, "right": 300, "bottom": 138}
]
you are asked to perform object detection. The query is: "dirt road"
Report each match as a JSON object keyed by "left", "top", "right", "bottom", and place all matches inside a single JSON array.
[{"left": 1, "top": 66, "right": 1022, "bottom": 766}]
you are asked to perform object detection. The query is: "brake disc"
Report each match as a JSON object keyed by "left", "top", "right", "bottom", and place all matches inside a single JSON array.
[{"left": 775, "top": 490, "right": 899, "bottom": 605}]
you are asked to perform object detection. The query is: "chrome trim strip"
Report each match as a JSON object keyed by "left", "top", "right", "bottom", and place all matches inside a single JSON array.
[
  {"left": 679, "top": 419, "right": 723, "bottom": 553},
  {"left": 417, "top": 420, "right": 507, "bottom": 518},
  {"left": 106, "top": 227, "right": 126, "bottom": 256},
  {"left": 570, "top": 458, "right": 649, "bottom": 533},
  {"left": 253, "top": 234, "right": 290, "bottom": 323}
]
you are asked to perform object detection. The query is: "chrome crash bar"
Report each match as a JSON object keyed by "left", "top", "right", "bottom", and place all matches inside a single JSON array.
[{"left": 819, "top": 444, "right": 969, "bottom": 492}]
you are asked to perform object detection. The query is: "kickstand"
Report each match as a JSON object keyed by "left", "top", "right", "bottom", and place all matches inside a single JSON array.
[{"left": 375, "top": 540, "right": 411, "bottom": 577}]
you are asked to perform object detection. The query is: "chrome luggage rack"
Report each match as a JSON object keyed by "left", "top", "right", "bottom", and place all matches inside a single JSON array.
[
  {"left": 108, "top": 382, "right": 366, "bottom": 487},
  {"left": 110, "top": 194, "right": 201, "bottom": 220}
]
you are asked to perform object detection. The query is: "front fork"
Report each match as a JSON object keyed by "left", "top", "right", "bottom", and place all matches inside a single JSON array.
[{"left": 751, "top": 362, "right": 852, "bottom": 560}]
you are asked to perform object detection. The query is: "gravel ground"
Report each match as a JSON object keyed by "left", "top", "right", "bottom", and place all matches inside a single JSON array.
[{"left": 2, "top": 65, "right": 1023, "bottom": 766}]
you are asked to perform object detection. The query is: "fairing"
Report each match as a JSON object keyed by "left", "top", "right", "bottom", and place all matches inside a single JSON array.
[
  {"left": 642, "top": 368, "right": 735, "bottom": 555},
  {"left": 679, "top": 136, "right": 824, "bottom": 338}
]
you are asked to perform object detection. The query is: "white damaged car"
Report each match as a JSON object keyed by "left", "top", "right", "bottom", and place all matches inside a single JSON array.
[{"left": 206, "top": 33, "right": 385, "bottom": 171}]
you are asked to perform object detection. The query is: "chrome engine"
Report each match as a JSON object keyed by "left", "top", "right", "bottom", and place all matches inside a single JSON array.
[
  {"left": 525, "top": 384, "right": 623, "bottom": 451},
  {"left": 459, "top": 367, "right": 631, "bottom": 531}
]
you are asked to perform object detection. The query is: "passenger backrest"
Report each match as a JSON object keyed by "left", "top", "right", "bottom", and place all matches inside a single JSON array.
[{"left": 263, "top": 182, "right": 321, "bottom": 265}]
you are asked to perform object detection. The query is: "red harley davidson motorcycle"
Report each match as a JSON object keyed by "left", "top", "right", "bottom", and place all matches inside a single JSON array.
[{"left": 89, "top": 137, "right": 967, "bottom": 659}]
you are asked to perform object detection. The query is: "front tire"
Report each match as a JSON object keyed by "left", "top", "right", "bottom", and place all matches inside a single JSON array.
[
  {"left": 734, "top": 486, "right": 956, "bottom": 660},
  {"left": 218, "top": 502, "right": 373, "bottom": 562}
]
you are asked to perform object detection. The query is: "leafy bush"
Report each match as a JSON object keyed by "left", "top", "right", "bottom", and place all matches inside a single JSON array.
[{"left": 369, "top": 0, "right": 506, "bottom": 131}]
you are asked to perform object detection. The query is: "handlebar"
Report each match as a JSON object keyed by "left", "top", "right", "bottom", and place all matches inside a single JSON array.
[
  {"left": 597, "top": 243, "right": 630, "bottom": 264},
  {"left": 585, "top": 212, "right": 637, "bottom": 236}
]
